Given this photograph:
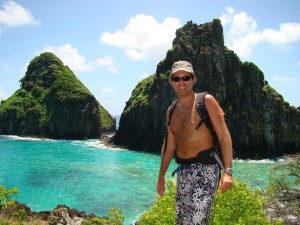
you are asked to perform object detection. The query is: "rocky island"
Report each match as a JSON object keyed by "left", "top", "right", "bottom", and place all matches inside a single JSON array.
[
  {"left": 112, "top": 19, "right": 300, "bottom": 159},
  {"left": 0, "top": 52, "right": 115, "bottom": 139}
]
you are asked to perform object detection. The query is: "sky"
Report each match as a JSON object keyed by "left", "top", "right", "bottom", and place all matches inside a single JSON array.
[{"left": 0, "top": 0, "right": 299, "bottom": 116}]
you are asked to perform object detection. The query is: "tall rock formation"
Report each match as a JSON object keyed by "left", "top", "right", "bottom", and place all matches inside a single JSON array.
[
  {"left": 112, "top": 19, "right": 300, "bottom": 158},
  {"left": 0, "top": 52, "right": 115, "bottom": 139}
]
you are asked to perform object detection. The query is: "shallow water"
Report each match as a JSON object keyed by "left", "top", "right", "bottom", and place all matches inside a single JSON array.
[{"left": 0, "top": 135, "right": 278, "bottom": 224}]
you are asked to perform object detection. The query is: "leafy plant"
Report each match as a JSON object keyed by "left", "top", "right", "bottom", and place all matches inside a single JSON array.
[
  {"left": 139, "top": 180, "right": 176, "bottom": 225},
  {"left": 124, "top": 75, "right": 155, "bottom": 113},
  {"left": 82, "top": 208, "right": 124, "bottom": 225},
  {"left": 265, "top": 154, "right": 300, "bottom": 224},
  {"left": 139, "top": 179, "right": 281, "bottom": 225},
  {"left": 98, "top": 104, "right": 115, "bottom": 132},
  {"left": 0, "top": 185, "right": 27, "bottom": 225},
  {"left": 210, "top": 180, "right": 280, "bottom": 225}
]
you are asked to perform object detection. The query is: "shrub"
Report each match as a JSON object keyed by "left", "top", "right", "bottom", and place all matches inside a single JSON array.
[
  {"left": 139, "top": 181, "right": 176, "bottom": 225},
  {"left": 210, "top": 180, "right": 280, "bottom": 225},
  {"left": 265, "top": 154, "right": 300, "bottom": 224},
  {"left": 139, "top": 180, "right": 281, "bottom": 225},
  {"left": 82, "top": 208, "right": 124, "bottom": 225},
  {"left": 0, "top": 185, "right": 27, "bottom": 225}
]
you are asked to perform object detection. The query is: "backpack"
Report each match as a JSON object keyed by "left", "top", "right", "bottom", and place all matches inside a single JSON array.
[{"left": 163, "top": 92, "right": 224, "bottom": 169}]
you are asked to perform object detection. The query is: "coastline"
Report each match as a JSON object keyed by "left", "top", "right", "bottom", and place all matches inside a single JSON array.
[
  {"left": 3, "top": 202, "right": 134, "bottom": 225},
  {"left": 0, "top": 134, "right": 296, "bottom": 224}
]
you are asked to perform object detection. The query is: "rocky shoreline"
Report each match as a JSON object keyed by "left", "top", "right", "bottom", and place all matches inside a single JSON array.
[
  {"left": 6, "top": 202, "right": 94, "bottom": 225},
  {"left": 10, "top": 202, "right": 140, "bottom": 225}
]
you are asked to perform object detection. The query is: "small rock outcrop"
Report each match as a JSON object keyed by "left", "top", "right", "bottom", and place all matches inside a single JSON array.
[
  {"left": 112, "top": 19, "right": 300, "bottom": 158},
  {"left": 0, "top": 52, "right": 115, "bottom": 139},
  {"left": 13, "top": 203, "right": 98, "bottom": 225}
]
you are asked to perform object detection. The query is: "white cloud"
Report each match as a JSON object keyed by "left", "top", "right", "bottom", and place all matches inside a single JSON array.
[
  {"left": 43, "top": 44, "right": 93, "bottom": 73},
  {"left": 272, "top": 75, "right": 296, "bottom": 82},
  {"left": 220, "top": 8, "right": 300, "bottom": 58},
  {"left": 219, "top": 7, "right": 235, "bottom": 26},
  {"left": 100, "top": 14, "right": 181, "bottom": 61},
  {"left": 94, "top": 55, "right": 120, "bottom": 73},
  {"left": 262, "top": 23, "right": 300, "bottom": 47},
  {"left": 43, "top": 45, "right": 121, "bottom": 75},
  {"left": 101, "top": 87, "right": 116, "bottom": 94},
  {"left": 0, "top": 1, "right": 40, "bottom": 28}
]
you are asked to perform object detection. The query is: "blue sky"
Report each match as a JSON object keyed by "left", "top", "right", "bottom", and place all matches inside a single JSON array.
[{"left": 0, "top": 0, "right": 299, "bottom": 116}]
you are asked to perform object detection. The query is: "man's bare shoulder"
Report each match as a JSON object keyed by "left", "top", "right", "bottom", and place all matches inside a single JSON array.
[
  {"left": 204, "top": 93, "right": 217, "bottom": 105},
  {"left": 204, "top": 94, "right": 223, "bottom": 113}
]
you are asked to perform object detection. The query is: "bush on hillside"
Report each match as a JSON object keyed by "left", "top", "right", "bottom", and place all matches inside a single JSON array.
[
  {"left": 138, "top": 181, "right": 176, "bottom": 225},
  {"left": 265, "top": 154, "right": 300, "bottom": 224},
  {"left": 138, "top": 180, "right": 281, "bottom": 225},
  {"left": 210, "top": 180, "right": 280, "bottom": 225},
  {"left": 82, "top": 208, "right": 124, "bottom": 225},
  {"left": 0, "top": 185, "right": 27, "bottom": 225}
]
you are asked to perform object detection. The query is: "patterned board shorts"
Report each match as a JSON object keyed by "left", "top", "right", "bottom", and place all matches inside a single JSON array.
[{"left": 175, "top": 163, "right": 219, "bottom": 225}]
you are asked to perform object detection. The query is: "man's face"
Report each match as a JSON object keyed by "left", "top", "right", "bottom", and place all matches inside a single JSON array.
[{"left": 171, "top": 70, "right": 195, "bottom": 95}]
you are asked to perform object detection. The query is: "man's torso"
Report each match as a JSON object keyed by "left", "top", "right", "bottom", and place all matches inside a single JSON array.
[{"left": 170, "top": 99, "right": 214, "bottom": 159}]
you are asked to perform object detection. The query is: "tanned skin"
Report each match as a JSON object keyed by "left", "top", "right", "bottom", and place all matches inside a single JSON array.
[{"left": 157, "top": 70, "right": 233, "bottom": 196}]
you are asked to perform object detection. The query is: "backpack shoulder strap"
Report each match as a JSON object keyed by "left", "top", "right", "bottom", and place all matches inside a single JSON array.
[
  {"left": 195, "top": 92, "right": 209, "bottom": 130},
  {"left": 166, "top": 99, "right": 179, "bottom": 126},
  {"left": 195, "top": 92, "right": 219, "bottom": 145},
  {"left": 163, "top": 99, "right": 178, "bottom": 154}
]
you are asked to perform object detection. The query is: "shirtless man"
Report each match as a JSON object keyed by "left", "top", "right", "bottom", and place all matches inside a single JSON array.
[{"left": 157, "top": 61, "right": 233, "bottom": 225}]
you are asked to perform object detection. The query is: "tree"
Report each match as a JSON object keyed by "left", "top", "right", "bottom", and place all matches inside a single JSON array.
[
  {"left": 265, "top": 154, "right": 300, "bottom": 224},
  {"left": 0, "top": 185, "right": 26, "bottom": 225}
]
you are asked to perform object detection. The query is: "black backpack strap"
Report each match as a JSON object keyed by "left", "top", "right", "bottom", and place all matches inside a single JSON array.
[
  {"left": 163, "top": 99, "right": 179, "bottom": 154},
  {"left": 195, "top": 92, "right": 218, "bottom": 144},
  {"left": 167, "top": 99, "right": 179, "bottom": 126},
  {"left": 195, "top": 92, "right": 208, "bottom": 130}
]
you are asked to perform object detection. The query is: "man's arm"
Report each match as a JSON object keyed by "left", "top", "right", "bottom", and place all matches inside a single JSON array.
[
  {"left": 157, "top": 111, "right": 176, "bottom": 196},
  {"left": 205, "top": 94, "right": 233, "bottom": 193}
]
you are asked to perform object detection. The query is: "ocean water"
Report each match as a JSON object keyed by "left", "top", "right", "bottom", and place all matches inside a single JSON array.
[{"left": 0, "top": 135, "right": 279, "bottom": 224}]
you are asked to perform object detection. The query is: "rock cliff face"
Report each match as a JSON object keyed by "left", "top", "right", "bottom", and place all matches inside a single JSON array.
[
  {"left": 112, "top": 19, "right": 300, "bottom": 158},
  {"left": 0, "top": 52, "right": 115, "bottom": 139}
]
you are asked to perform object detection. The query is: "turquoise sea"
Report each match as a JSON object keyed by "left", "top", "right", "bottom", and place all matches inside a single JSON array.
[{"left": 0, "top": 135, "right": 280, "bottom": 224}]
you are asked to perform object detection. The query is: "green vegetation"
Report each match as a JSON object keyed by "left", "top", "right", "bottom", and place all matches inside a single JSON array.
[
  {"left": 82, "top": 208, "right": 124, "bottom": 225},
  {"left": 139, "top": 155, "right": 300, "bottom": 225},
  {"left": 21, "top": 52, "right": 93, "bottom": 103},
  {"left": 139, "top": 180, "right": 279, "bottom": 225},
  {"left": 243, "top": 61, "right": 264, "bottom": 77},
  {"left": 0, "top": 52, "right": 115, "bottom": 136},
  {"left": 265, "top": 154, "right": 300, "bottom": 223},
  {"left": 139, "top": 181, "right": 176, "bottom": 225},
  {"left": 98, "top": 104, "right": 115, "bottom": 132},
  {"left": 262, "top": 85, "right": 284, "bottom": 102},
  {"left": 1, "top": 154, "right": 298, "bottom": 224},
  {"left": 0, "top": 52, "right": 93, "bottom": 134},
  {"left": 0, "top": 185, "right": 124, "bottom": 225},
  {"left": 124, "top": 74, "right": 155, "bottom": 113},
  {"left": 0, "top": 185, "right": 27, "bottom": 225},
  {"left": 210, "top": 180, "right": 274, "bottom": 225}
]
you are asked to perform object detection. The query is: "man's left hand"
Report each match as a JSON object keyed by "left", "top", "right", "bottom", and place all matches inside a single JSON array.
[{"left": 218, "top": 173, "right": 233, "bottom": 193}]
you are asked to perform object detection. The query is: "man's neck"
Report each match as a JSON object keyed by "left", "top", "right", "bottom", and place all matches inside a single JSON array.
[{"left": 178, "top": 92, "right": 195, "bottom": 105}]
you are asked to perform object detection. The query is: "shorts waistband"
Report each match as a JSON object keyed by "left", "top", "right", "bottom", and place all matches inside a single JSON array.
[{"left": 175, "top": 147, "right": 217, "bottom": 165}]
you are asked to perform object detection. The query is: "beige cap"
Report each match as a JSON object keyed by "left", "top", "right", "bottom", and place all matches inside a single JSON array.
[{"left": 169, "top": 61, "right": 195, "bottom": 84}]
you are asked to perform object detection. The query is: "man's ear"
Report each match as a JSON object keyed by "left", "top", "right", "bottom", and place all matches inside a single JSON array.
[{"left": 192, "top": 76, "right": 197, "bottom": 85}]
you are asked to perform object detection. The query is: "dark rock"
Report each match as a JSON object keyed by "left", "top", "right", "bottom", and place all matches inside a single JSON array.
[
  {"left": 13, "top": 202, "right": 105, "bottom": 225},
  {"left": 0, "top": 52, "right": 115, "bottom": 139},
  {"left": 112, "top": 19, "right": 300, "bottom": 158}
]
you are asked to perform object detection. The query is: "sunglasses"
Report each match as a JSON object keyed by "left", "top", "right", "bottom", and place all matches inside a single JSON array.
[{"left": 171, "top": 75, "right": 192, "bottom": 82}]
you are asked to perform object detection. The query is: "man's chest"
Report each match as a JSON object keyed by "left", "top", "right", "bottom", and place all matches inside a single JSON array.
[{"left": 170, "top": 110, "right": 201, "bottom": 134}]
